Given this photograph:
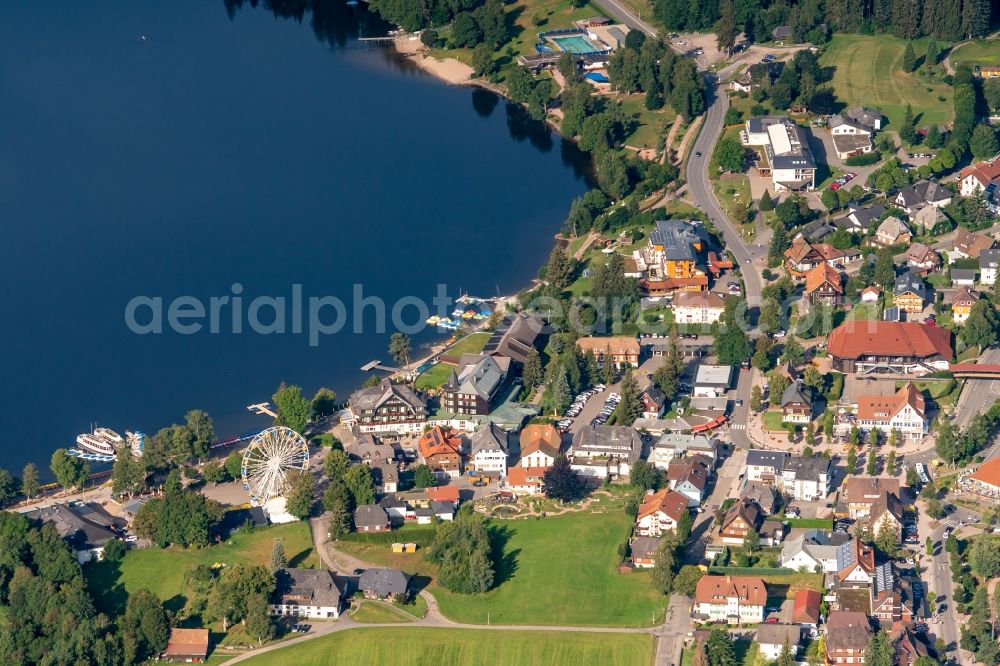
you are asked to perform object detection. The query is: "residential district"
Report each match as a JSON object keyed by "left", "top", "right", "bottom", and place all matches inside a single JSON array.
[{"left": 11, "top": 0, "right": 1000, "bottom": 665}]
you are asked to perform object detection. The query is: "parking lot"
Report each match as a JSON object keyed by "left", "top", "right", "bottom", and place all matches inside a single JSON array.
[{"left": 555, "top": 384, "right": 611, "bottom": 433}]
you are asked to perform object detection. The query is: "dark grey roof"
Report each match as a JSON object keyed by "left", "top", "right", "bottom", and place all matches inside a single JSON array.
[
  {"left": 649, "top": 220, "right": 698, "bottom": 261},
  {"left": 630, "top": 535, "right": 661, "bottom": 558},
  {"left": 847, "top": 106, "right": 881, "bottom": 128},
  {"left": 358, "top": 567, "right": 410, "bottom": 598},
  {"left": 482, "top": 313, "right": 545, "bottom": 364},
  {"left": 350, "top": 380, "right": 427, "bottom": 415},
  {"left": 25, "top": 503, "right": 117, "bottom": 551},
  {"left": 572, "top": 425, "right": 642, "bottom": 464},
  {"left": 379, "top": 494, "right": 407, "bottom": 510},
  {"left": 772, "top": 25, "right": 792, "bottom": 39},
  {"left": 894, "top": 269, "right": 928, "bottom": 299},
  {"left": 353, "top": 504, "right": 389, "bottom": 529},
  {"left": 274, "top": 568, "right": 341, "bottom": 608},
  {"left": 756, "top": 623, "right": 802, "bottom": 647},
  {"left": 847, "top": 203, "right": 886, "bottom": 227},
  {"left": 453, "top": 355, "right": 505, "bottom": 399},
  {"left": 431, "top": 500, "right": 455, "bottom": 514},
  {"left": 742, "top": 481, "right": 778, "bottom": 514},
  {"left": 781, "top": 455, "right": 830, "bottom": 482},
  {"left": 470, "top": 422, "right": 509, "bottom": 457},
  {"left": 780, "top": 382, "right": 813, "bottom": 407},
  {"left": 874, "top": 561, "right": 894, "bottom": 595},
  {"left": 980, "top": 248, "right": 1000, "bottom": 269},
  {"left": 951, "top": 268, "right": 979, "bottom": 281},
  {"left": 798, "top": 219, "right": 835, "bottom": 242},
  {"left": 897, "top": 179, "right": 950, "bottom": 207},
  {"left": 747, "top": 449, "right": 788, "bottom": 472}
]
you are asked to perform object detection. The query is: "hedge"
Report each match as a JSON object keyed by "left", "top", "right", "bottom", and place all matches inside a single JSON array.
[
  {"left": 779, "top": 517, "right": 833, "bottom": 529},
  {"left": 708, "top": 566, "right": 796, "bottom": 575},
  {"left": 845, "top": 152, "right": 880, "bottom": 166},
  {"left": 341, "top": 526, "right": 438, "bottom": 546}
]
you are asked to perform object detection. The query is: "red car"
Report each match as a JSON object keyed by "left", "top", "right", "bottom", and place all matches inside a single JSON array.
[{"left": 830, "top": 182, "right": 841, "bottom": 190}]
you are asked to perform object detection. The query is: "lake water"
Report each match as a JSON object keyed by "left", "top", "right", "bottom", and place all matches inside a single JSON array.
[{"left": 0, "top": 0, "right": 591, "bottom": 476}]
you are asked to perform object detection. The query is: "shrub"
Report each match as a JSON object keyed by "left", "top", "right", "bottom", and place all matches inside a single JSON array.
[{"left": 845, "top": 152, "right": 880, "bottom": 166}]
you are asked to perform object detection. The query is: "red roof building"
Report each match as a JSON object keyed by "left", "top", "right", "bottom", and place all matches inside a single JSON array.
[
  {"left": 792, "top": 589, "right": 821, "bottom": 626},
  {"left": 827, "top": 321, "right": 952, "bottom": 374}
]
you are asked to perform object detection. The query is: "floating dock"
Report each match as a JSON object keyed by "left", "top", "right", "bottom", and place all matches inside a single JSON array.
[{"left": 361, "top": 360, "right": 398, "bottom": 373}]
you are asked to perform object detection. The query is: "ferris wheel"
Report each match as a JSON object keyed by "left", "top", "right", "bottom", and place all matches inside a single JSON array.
[{"left": 241, "top": 426, "right": 310, "bottom": 505}]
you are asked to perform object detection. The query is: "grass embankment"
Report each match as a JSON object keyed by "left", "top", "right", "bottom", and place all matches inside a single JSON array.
[
  {"left": 86, "top": 521, "right": 318, "bottom": 616},
  {"left": 819, "top": 34, "right": 953, "bottom": 129},
  {"left": 237, "top": 627, "right": 656, "bottom": 666},
  {"left": 343, "top": 511, "right": 667, "bottom": 627},
  {"left": 351, "top": 600, "right": 415, "bottom": 624},
  {"left": 950, "top": 39, "right": 1000, "bottom": 68}
]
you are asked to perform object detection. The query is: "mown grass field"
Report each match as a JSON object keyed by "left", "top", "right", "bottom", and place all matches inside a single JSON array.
[
  {"left": 86, "top": 521, "right": 318, "bottom": 615},
  {"left": 950, "top": 39, "right": 1000, "bottom": 68},
  {"left": 237, "top": 627, "right": 655, "bottom": 666},
  {"left": 434, "top": 511, "right": 666, "bottom": 626},
  {"left": 343, "top": 510, "right": 666, "bottom": 627},
  {"left": 820, "top": 34, "right": 953, "bottom": 129},
  {"left": 620, "top": 94, "right": 678, "bottom": 149}
]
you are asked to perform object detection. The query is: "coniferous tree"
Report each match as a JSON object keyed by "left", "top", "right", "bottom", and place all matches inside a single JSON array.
[{"left": 901, "top": 42, "right": 917, "bottom": 72}]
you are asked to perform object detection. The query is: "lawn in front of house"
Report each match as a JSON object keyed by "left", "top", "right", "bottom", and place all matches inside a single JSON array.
[
  {"left": 819, "top": 34, "right": 953, "bottom": 130},
  {"left": 236, "top": 627, "right": 655, "bottom": 666},
  {"left": 414, "top": 362, "right": 455, "bottom": 390},
  {"left": 431, "top": 511, "right": 666, "bottom": 626},
  {"left": 85, "top": 521, "right": 319, "bottom": 616},
  {"left": 762, "top": 410, "right": 790, "bottom": 432},
  {"left": 351, "top": 600, "right": 415, "bottom": 624},
  {"left": 442, "top": 331, "right": 490, "bottom": 358},
  {"left": 950, "top": 39, "right": 1000, "bottom": 68}
]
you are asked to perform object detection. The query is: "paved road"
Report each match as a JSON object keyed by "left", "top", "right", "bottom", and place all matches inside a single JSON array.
[
  {"left": 922, "top": 503, "right": 981, "bottom": 663},
  {"left": 592, "top": 0, "right": 657, "bottom": 35},
  {"left": 952, "top": 346, "right": 1000, "bottom": 430},
  {"left": 686, "top": 83, "right": 763, "bottom": 312}
]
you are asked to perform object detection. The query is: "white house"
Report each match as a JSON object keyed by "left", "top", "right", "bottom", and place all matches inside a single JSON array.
[
  {"left": 959, "top": 160, "right": 1000, "bottom": 196},
  {"left": 635, "top": 488, "right": 689, "bottom": 537},
  {"left": 270, "top": 568, "right": 342, "bottom": 619},
  {"left": 756, "top": 624, "right": 802, "bottom": 662},
  {"left": 781, "top": 530, "right": 852, "bottom": 573},
  {"left": 779, "top": 456, "right": 832, "bottom": 501},
  {"left": 745, "top": 449, "right": 788, "bottom": 484},
  {"left": 694, "top": 575, "right": 767, "bottom": 624},
  {"left": 742, "top": 117, "right": 816, "bottom": 191},
  {"left": 856, "top": 382, "right": 928, "bottom": 440},
  {"left": 469, "top": 423, "right": 508, "bottom": 477},
  {"left": 648, "top": 434, "right": 720, "bottom": 469},
  {"left": 672, "top": 290, "right": 725, "bottom": 324},
  {"left": 981, "top": 249, "right": 1000, "bottom": 286},
  {"left": 518, "top": 424, "right": 560, "bottom": 468}
]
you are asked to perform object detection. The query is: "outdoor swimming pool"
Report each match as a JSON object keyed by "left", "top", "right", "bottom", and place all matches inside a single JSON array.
[{"left": 549, "top": 33, "right": 602, "bottom": 54}]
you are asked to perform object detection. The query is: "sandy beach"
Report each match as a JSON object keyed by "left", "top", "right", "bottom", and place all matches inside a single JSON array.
[{"left": 394, "top": 35, "right": 474, "bottom": 84}]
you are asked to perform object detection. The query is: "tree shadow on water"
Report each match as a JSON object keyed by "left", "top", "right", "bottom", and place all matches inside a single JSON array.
[{"left": 488, "top": 524, "right": 520, "bottom": 586}]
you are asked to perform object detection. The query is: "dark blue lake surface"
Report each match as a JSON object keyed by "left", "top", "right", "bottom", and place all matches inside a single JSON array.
[{"left": 0, "top": 0, "right": 590, "bottom": 475}]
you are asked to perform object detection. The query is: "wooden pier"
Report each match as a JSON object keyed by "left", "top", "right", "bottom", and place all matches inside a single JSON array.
[
  {"left": 361, "top": 360, "right": 398, "bottom": 373},
  {"left": 247, "top": 402, "right": 278, "bottom": 418}
]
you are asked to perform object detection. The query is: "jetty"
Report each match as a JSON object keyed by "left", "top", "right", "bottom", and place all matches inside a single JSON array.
[
  {"left": 361, "top": 360, "right": 399, "bottom": 373},
  {"left": 247, "top": 402, "right": 278, "bottom": 418}
]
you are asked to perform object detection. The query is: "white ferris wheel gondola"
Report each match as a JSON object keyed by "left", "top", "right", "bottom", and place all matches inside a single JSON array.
[{"left": 241, "top": 426, "right": 310, "bottom": 505}]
